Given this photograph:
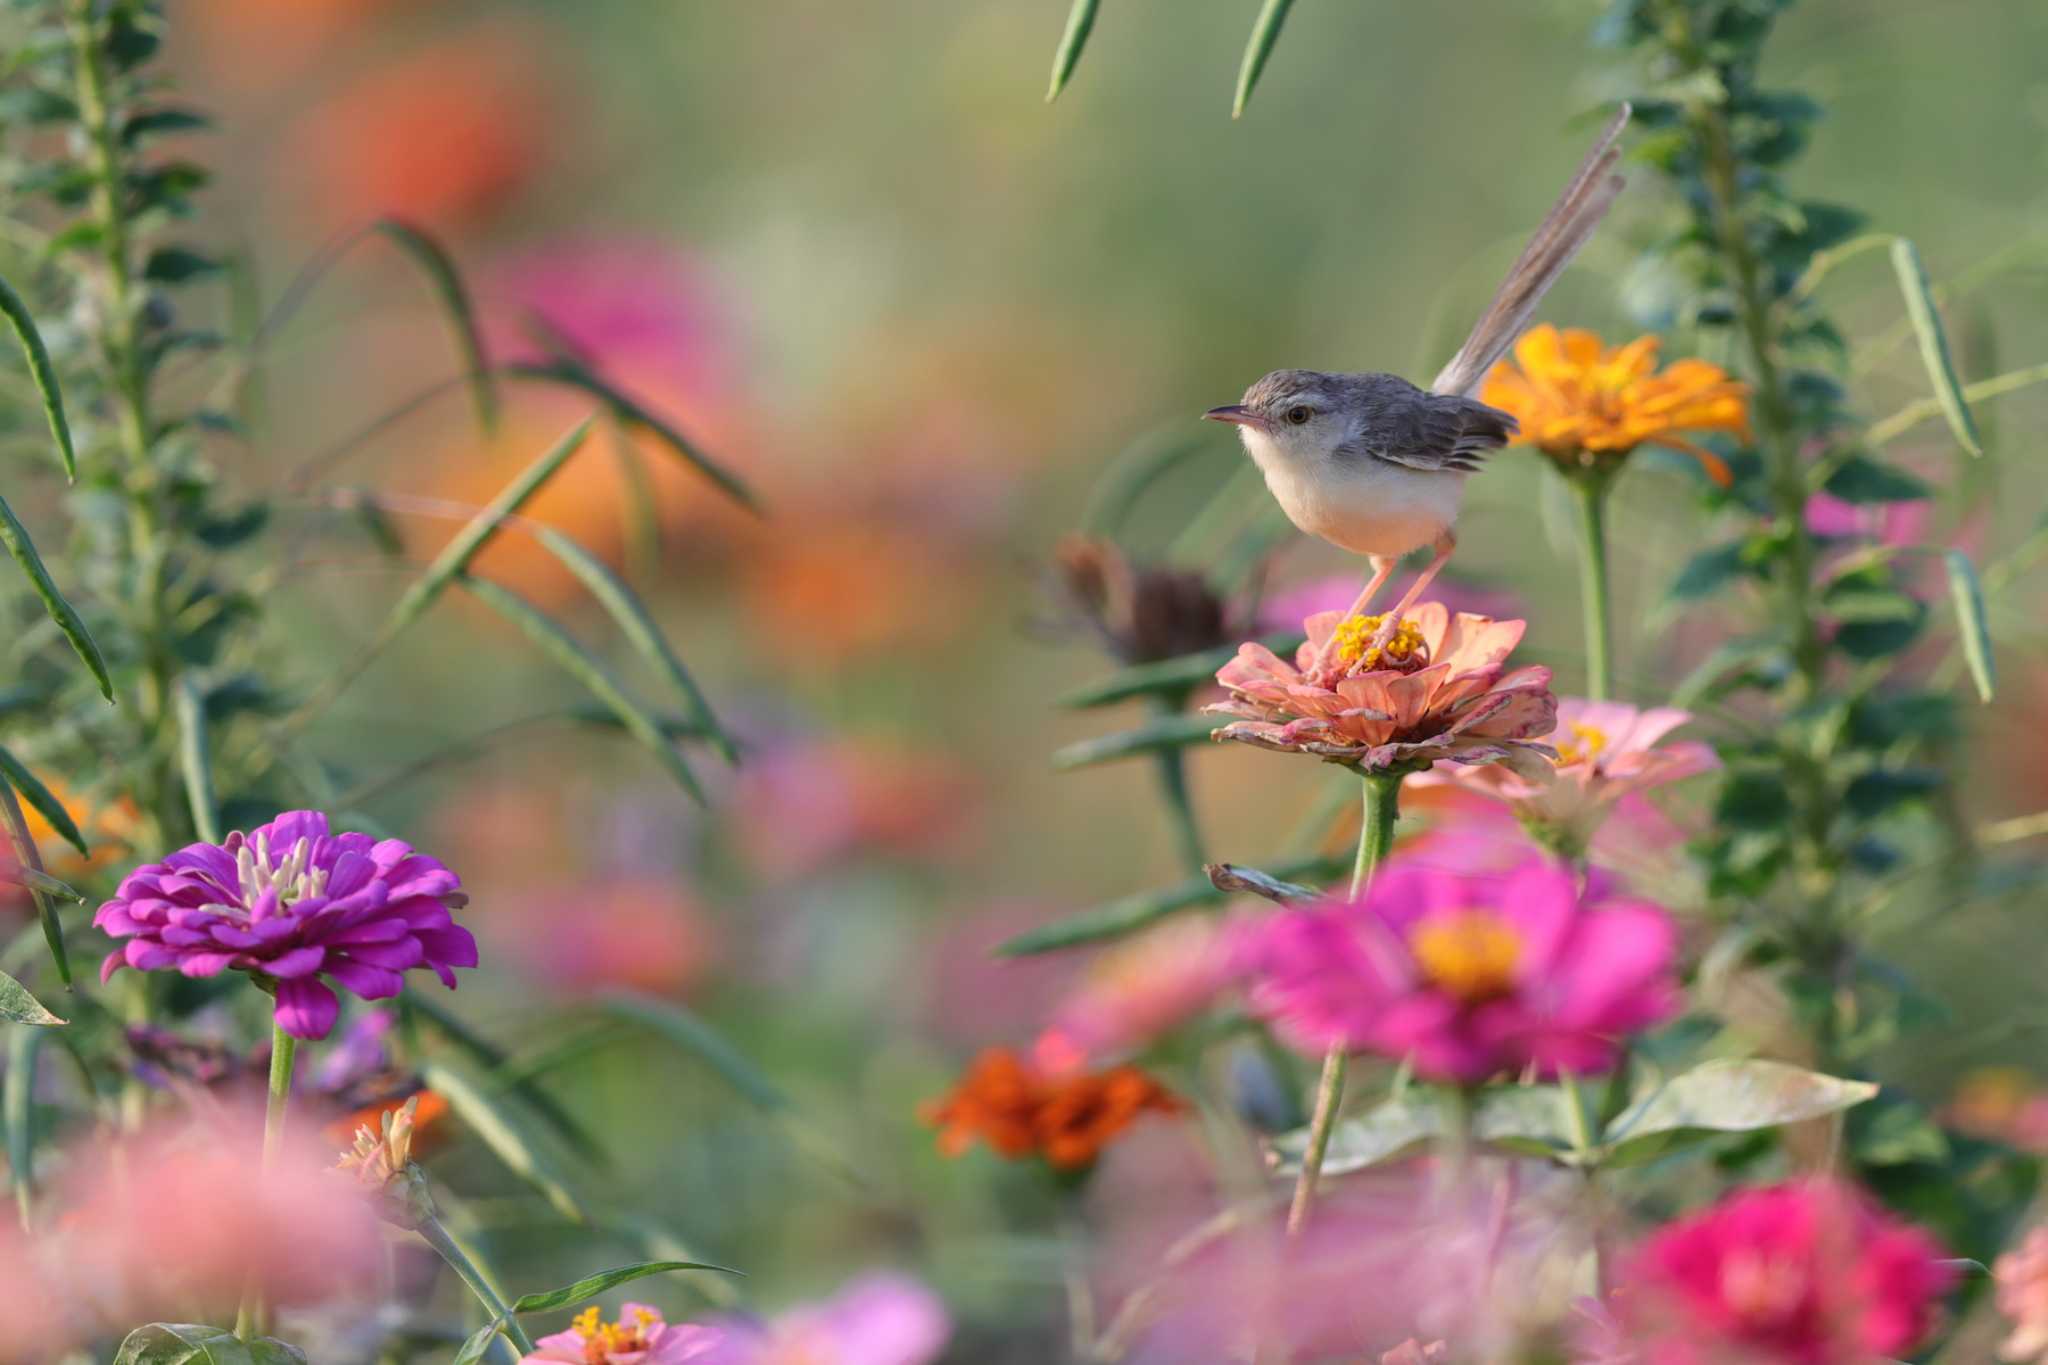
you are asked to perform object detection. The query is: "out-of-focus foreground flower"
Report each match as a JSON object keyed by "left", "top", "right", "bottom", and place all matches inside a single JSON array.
[
  {"left": 1481, "top": 324, "right": 1749, "bottom": 486},
  {"left": 1035, "top": 917, "right": 1233, "bottom": 1068},
  {"left": 1237, "top": 854, "right": 1679, "bottom": 1082},
  {"left": 94, "top": 810, "right": 477, "bottom": 1039},
  {"left": 1610, "top": 1179, "right": 1953, "bottom": 1364},
  {"left": 700, "top": 1273, "right": 951, "bottom": 1365},
  {"left": 923, "top": 1047, "right": 1183, "bottom": 1170},
  {"left": 1209, "top": 603, "right": 1557, "bottom": 772},
  {"left": 523, "top": 1302, "right": 722, "bottom": 1364},
  {"left": 1998, "top": 1225, "right": 2048, "bottom": 1363},
  {"left": 1416, "top": 699, "right": 1718, "bottom": 852}
]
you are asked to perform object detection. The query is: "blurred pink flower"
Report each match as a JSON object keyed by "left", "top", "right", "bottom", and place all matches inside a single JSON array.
[
  {"left": 1236, "top": 855, "right": 1679, "bottom": 1082},
  {"left": 1210, "top": 603, "right": 1557, "bottom": 772},
  {"left": 700, "top": 1274, "right": 950, "bottom": 1365},
  {"left": 733, "top": 736, "right": 981, "bottom": 880},
  {"left": 1997, "top": 1225, "right": 2048, "bottom": 1362},
  {"left": 1415, "top": 699, "right": 1717, "bottom": 850},
  {"left": 524, "top": 1303, "right": 722, "bottom": 1364},
  {"left": 1035, "top": 917, "right": 1234, "bottom": 1067},
  {"left": 1612, "top": 1179, "right": 1953, "bottom": 1364},
  {"left": 494, "top": 878, "right": 719, "bottom": 998},
  {"left": 1804, "top": 491, "right": 1932, "bottom": 546},
  {"left": 1259, "top": 573, "right": 1524, "bottom": 633}
]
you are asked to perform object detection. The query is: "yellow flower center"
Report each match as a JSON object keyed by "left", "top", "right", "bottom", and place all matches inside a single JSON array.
[
  {"left": 573, "top": 1305, "right": 658, "bottom": 1360},
  {"left": 1553, "top": 721, "right": 1609, "bottom": 768},
  {"left": 1409, "top": 909, "right": 1521, "bottom": 1002},
  {"left": 1331, "top": 613, "right": 1428, "bottom": 672}
]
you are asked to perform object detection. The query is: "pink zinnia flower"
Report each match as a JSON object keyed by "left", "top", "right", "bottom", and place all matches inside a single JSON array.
[
  {"left": 1236, "top": 855, "right": 1678, "bottom": 1082},
  {"left": 1614, "top": 1180, "right": 1954, "bottom": 1364},
  {"left": 1416, "top": 699, "right": 1718, "bottom": 849},
  {"left": 1997, "top": 1225, "right": 2048, "bottom": 1362},
  {"left": 1035, "top": 918, "right": 1234, "bottom": 1067},
  {"left": 1209, "top": 603, "right": 1556, "bottom": 772},
  {"left": 523, "top": 1302, "right": 722, "bottom": 1363},
  {"left": 699, "top": 1274, "right": 950, "bottom": 1365},
  {"left": 94, "top": 811, "right": 477, "bottom": 1040}
]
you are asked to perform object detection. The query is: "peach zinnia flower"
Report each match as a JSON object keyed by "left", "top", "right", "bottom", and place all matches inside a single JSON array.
[
  {"left": 1208, "top": 604, "right": 1556, "bottom": 774},
  {"left": 922, "top": 1048, "right": 1182, "bottom": 1171},
  {"left": 1998, "top": 1225, "right": 2048, "bottom": 1362},
  {"left": 1481, "top": 325, "right": 1749, "bottom": 485}
]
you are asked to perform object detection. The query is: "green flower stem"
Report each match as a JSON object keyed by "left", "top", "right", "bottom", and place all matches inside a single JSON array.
[
  {"left": 1568, "top": 470, "right": 1615, "bottom": 702},
  {"left": 234, "top": 1022, "right": 298, "bottom": 1340},
  {"left": 418, "top": 1214, "right": 538, "bottom": 1355},
  {"left": 1149, "top": 695, "right": 1207, "bottom": 875},
  {"left": 1285, "top": 769, "right": 1402, "bottom": 1239}
]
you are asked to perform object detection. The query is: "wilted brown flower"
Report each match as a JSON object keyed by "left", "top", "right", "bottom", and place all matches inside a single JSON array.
[{"left": 1055, "top": 536, "right": 1244, "bottom": 665}]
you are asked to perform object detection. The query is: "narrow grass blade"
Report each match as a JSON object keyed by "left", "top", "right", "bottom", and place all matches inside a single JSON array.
[
  {"left": 0, "top": 761, "right": 72, "bottom": 988},
  {"left": 1058, "top": 633, "right": 1302, "bottom": 708},
  {"left": 0, "top": 747, "right": 85, "bottom": 858},
  {"left": 5, "top": 868, "right": 82, "bottom": 903},
  {"left": 0, "top": 271, "right": 76, "bottom": 481},
  {"left": 998, "top": 851, "right": 1349, "bottom": 955},
  {"left": 1046, "top": 0, "right": 1102, "bottom": 102},
  {"left": 511, "top": 1260, "right": 738, "bottom": 1315},
  {"left": 1051, "top": 712, "right": 1218, "bottom": 770},
  {"left": 421, "top": 1057, "right": 585, "bottom": 1222},
  {"left": 1080, "top": 428, "right": 1208, "bottom": 538},
  {"left": 1944, "top": 548, "right": 1996, "bottom": 702},
  {"left": 1233, "top": 0, "right": 1297, "bottom": 118},
  {"left": 380, "top": 416, "right": 596, "bottom": 644},
  {"left": 1890, "top": 238, "right": 1983, "bottom": 456},
  {"left": 171, "top": 679, "right": 221, "bottom": 843},
  {"left": 598, "top": 990, "right": 787, "bottom": 1111},
  {"left": 0, "top": 496, "right": 112, "bottom": 699},
  {"left": 533, "top": 527, "right": 735, "bottom": 762},
  {"left": 401, "top": 992, "right": 608, "bottom": 1167},
  {"left": 370, "top": 219, "right": 499, "bottom": 432},
  {"left": 461, "top": 577, "right": 704, "bottom": 802},
  {"left": 7, "top": 1024, "right": 41, "bottom": 1227},
  {"left": 506, "top": 361, "right": 758, "bottom": 515}
]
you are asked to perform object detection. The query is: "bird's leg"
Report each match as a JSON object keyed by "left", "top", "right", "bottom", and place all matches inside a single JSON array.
[
  {"left": 1373, "top": 531, "right": 1458, "bottom": 645},
  {"left": 1312, "top": 556, "right": 1398, "bottom": 672}
]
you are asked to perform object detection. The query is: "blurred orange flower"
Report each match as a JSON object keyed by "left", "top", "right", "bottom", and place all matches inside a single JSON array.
[
  {"left": 740, "top": 521, "right": 979, "bottom": 663},
  {"left": 324, "top": 1089, "right": 452, "bottom": 1161},
  {"left": 1481, "top": 325, "right": 1748, "bottom": 486},
  {"left": 2, "top": 776, "right": 140, "bottom": 909},
  {"left": 922, "top": 1048, "right": 1182, "bottom": 1170}
]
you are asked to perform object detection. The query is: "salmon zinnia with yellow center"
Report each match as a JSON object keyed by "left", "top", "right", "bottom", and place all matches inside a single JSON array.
[{"left": 1481, "top": 324, "right": 1750, "bottom": 486}]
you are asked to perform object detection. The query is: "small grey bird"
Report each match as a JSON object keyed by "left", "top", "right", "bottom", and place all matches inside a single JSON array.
[{"left": 1205, "top": 105, "right": 1631, "bottom": 654}]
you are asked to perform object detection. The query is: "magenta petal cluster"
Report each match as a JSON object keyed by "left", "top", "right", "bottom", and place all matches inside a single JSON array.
[
  {"left": 94, "top": 811, "right": 477, "bottom": 1041},
  {"left": 1235, "top": 855, "right": 1679, "bottom": 1082}
]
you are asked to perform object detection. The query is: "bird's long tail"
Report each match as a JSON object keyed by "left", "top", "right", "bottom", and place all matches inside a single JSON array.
[{"left": 1431, "top": 103, "right": 1631, "bottom": 399}]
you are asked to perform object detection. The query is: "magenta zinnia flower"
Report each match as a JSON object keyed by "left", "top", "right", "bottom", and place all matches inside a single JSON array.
[
  {"left": 1614, "top": 1180, "right": 1954, "bottom": 1365},
  {"left": 1236, "top": 855, "right": 1678, "bottom": 1082},
  {"left": 95, "top": 811, "right": 476, "bottom": 1040}
]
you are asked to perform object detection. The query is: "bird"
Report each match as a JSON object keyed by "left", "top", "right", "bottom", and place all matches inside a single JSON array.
[{"left": 1204, "top": 104, "right": 1631, "bottom": 665}]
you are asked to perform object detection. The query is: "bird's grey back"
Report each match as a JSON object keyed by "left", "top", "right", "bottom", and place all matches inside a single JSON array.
[{"left": 1325, "top": 372, "right": 1517, "bottom": 474}]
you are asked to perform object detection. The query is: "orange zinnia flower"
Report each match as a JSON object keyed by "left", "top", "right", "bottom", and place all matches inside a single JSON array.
[
  {"left": 1481, "top": 324, "right": 1749, "bottom": 486},
  {"left": 922, "top": 1048, "right": 1182, "bottom": 1171}
]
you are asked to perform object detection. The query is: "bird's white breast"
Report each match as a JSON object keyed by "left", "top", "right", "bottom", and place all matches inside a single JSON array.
[{"left": 1238, "top": 428, "right": 1464, "bottom": 559}]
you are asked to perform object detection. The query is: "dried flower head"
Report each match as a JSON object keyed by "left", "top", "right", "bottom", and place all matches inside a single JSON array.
[
  {"left": 1481, "top": 325, "right": 1748, "bottom": 485},
  {"left": 1209, "top": 603, "right": 1557, "bottom": 774},
  {"left": 522, "top": 1302, "right": 721, "bottom": 1364},
  {"left": 1054, "top": 536, "right": 1241, "bottom": 665},
  {"left": 338, "top": 1093, "right": 423, "bottom": 1192},
  {"left": 922, "top": 1048, "right": 1183, "bottom": 1171},
  {"left": 94, "top": 811, "right": 477, "bottom": 1040}
]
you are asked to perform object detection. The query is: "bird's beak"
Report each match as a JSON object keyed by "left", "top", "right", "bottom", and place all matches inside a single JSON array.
[{"left": 1204, "top": 404, "right": 1264, "bottom": 430}]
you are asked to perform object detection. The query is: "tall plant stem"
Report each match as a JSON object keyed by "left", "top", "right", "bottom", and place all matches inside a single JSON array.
[
  {"left": 1568, "top": 470, "right": 1615, "bottom": 701},
  {"left": 418, "top": 1214, "right": 538, "bottom": 1355},
  {"left": 1149, "top": 696, "right": 1207, "bottom": 875},
  {"left": 234, "top": 1022, "right": 298, "bottom": 1340},
  {"left": 1284, "top": 769, "right": 1401, "bottom": 1239}
]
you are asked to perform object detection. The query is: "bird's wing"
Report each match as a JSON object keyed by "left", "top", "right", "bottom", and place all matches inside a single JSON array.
[{"left": 1341, "top": 393, "right": 1519, "bottom": 475}]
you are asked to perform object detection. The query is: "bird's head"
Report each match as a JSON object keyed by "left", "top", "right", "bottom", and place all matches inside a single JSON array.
[{"left": 1204, "top": 369, "right": 1350, "bottom": 469}]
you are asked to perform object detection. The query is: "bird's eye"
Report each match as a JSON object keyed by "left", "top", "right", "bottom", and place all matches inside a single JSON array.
[{"left": 1285, "top": 405, "right": 1314, "bottom": 426}]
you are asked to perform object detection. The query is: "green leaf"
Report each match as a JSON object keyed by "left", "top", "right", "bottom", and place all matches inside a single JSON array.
[
  {"left": 1667, "top": 541, "right": 1755, "bottom": 601},
  {"left": 0, "top": 769, "right": 69, "bottom": 988},
  {"left": 1602, "top": 1059, "right": 1876, "bottom": 1163},
  {"left": 532, "top": 527, "right": 734, "bottom": 762},
  {"left": 172, "top": 678, "right": 221, "bottom": 844},
  {"left": 421, "top": 1056, "right": 585, "bottom": 1222},
  {"left": 0, "top": 970, "right": 63, "bottom": 1025},
  {"left": 507, "top": 360, "right": 758, "bottom": 515},
  {"left": 1232, "top": 0, "right": 1296, "bottom": 118},
  {"left": 370, "top": 219, "right": 498, "bottom": 433},
  {"left": 1944, "top": 548, "right": 1996, "bottom": 703},
  {"left": 113, "top": 1324, "right": 308, "bottom": 1364},
  {"left": 401, "top": 993, "right": 607, "bottom": 1167},
  {"left": 460, "top": 576, "right": 704, "bottom": 803},
  {"left": 450, "top": 1320, "right": 506, "bottom": 1365},
  {"left": 1206, "top": 862, "right": 1321, "bottom": 904},
  {"left": 997, "top": 851, "right": 1348, "bottom": 955},
  {"left": 510, "top": 1259, "right": 739, "bottom": 1315},
  {"left": 1890, "top": 238, "right": 1982, "bottom": 457},
  {"left": 7, "top": 1024, "right": 42, "bottom": 1225},
  {"left": 379, "top": 416, "right": 596, "bottom": 644},
  {"left": 1059, "top": 634, "right": 1303, "bottom": 709},
  {"left": 1844, "top": 769, "right": 1941, "bottom": 819},
  {"left": 142, "top": 246, "right": 223, "bottom": 284},
  {"left": 0, "top": 747, "right": 86, "bottom": 859},
  {"left": 0, "top": 496, "right": 112, "bottom": 698},
  {"left": 1045, "top": 0, "right": 1101, "bottom": 102},
  {"left": 1271, "top": 1085, "right": 1581, "bottom": 1177},
  {"left": 1822, "top": 453, "right": 1931, "bottom": 505},
  {"left": 1052, "top": 712, "right": 1218, "bottom": 770},
  {"left": 597, "top": 990, "right": 788, "bottom": 1111},
  {"left": 3, "top": 866, "right": 83, "bottom": 903},
  {"left": 121, "top": 107, "right": 212, "bottom": 144},
  {"left": 0, "top": 269, "right": 77, "bottom": 480}
]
